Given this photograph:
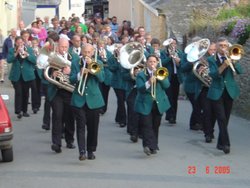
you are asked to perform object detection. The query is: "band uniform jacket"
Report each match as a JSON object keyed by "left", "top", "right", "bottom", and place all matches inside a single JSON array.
[
  {"left": 70, "top": 58, "right": 105, "bottom": 109},
  {"left": 134, "top": 70, "right": 170, "bottom": 115},
  {"left": 180, "top": 53, "right": 198, "bottom": 94},
  {"left": 207, "top": 55, "right": 243, "bottom": 101},
  {"left": 7, "top": 47, "right": 36, "bottom": 82}
]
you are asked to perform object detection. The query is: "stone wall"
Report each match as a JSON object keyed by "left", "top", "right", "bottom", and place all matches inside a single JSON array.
[{"left": 234, "top": 39, "right": 250, "bottom": 120}]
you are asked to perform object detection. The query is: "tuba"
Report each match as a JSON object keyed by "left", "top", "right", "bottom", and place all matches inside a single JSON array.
[
  {"left": 119, "top": 42, "right": 145, "bottom": 79},
  {"left": 185, "top": 38, "right": 212, "bottom": 87}
]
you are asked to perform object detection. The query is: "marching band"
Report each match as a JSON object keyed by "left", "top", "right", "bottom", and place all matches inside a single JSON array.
[{"left": 3, "top": 14, "right": 245, "bottom": 160}]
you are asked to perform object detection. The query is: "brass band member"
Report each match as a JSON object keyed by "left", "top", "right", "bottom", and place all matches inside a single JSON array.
[
  {"left": 134, "top": 55, "right": 170, "bottom": 155},
  {"left": 162, "top": 38, "right": 183, "bottom": 124},
  {"left": 49, "top": 38, "right": 78, "bottom": 153},
  {"left": 7, "top": 36, "right": 36, "bottom": 118},
  {"left": 207, "top": 37, "right": 243, "bottom": 154},
  {"left": 70, "top": 44, "right": 105, "bottom": 161}
]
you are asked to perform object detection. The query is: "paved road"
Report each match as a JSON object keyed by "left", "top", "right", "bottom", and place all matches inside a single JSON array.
[{"left": 0, "top": 81, "right": 250, "bottom": 188}]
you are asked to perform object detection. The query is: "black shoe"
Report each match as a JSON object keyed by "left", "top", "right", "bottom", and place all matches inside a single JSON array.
[
  {"left": 33, "top": 108, "right": 38, "bottom": 114},
  {"left": 168, "top": 118, "right": 176, "bottom": 124},
  {"left": 23, "top": 112, "right": 30, "bottom": 117},
  {"left": 223, "top": 146, "right": 230, "bottom": 154},
  {"left": 130, "top": 135, "right": 138, "bottom": 143},
  {"left": 51, "top": 144, "right": 62, "bottom": 153},
  {"left": 143, "top": 147, "right": 151, "bottom": 156},
  {"left": 79, "top": 153, "right": 87, "bottom": 161},
  {"left": 66, "top": 143, "right": 76, "bottom": 149},
  {"left": 119, "top": 123, "right": 126, "bottom": 128},
  {"left": 0, "top": 79, "right": 4, "bottom": 83},
  {"left": 205, "top": 136, "right": 212, "bottom": 143},
  {"left": 17, "top": 113, "right": 22, "bottom": 119},
  {"left": 88, "top": 152, "right": 96, "bottom": 160},
  {"left": 216, "top": 144, "right": 223, "bottom": 150},
  {"left": 190, "top": 123, "right": 201, "bottom": 131},
  {"left": 42, "top": 124, "right": 50, "bottom": 130},
  {"left": 211, "top": 134, "right": 215, "bottom": 139},
  {"left": 150, "top": 149, "right": 157, "bottom": 154}
]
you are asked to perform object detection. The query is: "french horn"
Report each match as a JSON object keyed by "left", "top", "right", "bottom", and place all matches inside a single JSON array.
[{"left": 185, "top": 38, "right": 212, "bottom": 87}]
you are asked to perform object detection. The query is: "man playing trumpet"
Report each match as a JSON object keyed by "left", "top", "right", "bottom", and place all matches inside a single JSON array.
[{"left": 70, "top": 43, "right": 105, "bottom": 161}]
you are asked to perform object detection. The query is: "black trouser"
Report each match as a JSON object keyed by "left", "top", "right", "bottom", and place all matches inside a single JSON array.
[
  {"left": 197, "top": 87, "right": 216, "bottom": 137},
  {"left": 72, "top": 105, "right": 100, "bottom": 154},
  {"left": 186, "top": 92, "right": 203, "bottom": 128},
  {"left": 165, "top": 74, "right": 180, "bottom": 121},
  {"left": 31, "top": 70, "right": 41, "bottom": 110},
  {"left": 50, "top": 89, "right": 75, "bottom": 146},
  {"left": 42, "top": 84, "right": 51, "bottom": 127},
  {"left": 126, "top": 88, "right": 139, "bottom": 135},
  {"left": 210, "top": 90, "right": 233, "bottom": 147},
  {"left": 140, "top": 102, "right": 162, "bottom": 150},
  {"left": 12, "top": 77, "right": 32, "bottom": 114},
  {"left": 113, "top": 88, "right": 127, "bottom": 125},
  {"left": 100, "top": 82, "right": 110, "bottom": 113}
]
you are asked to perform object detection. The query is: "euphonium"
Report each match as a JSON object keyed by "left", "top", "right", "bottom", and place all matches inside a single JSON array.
[
  {"left": 151, "top": 67, "right": 169, "bottom": 99},
  {"left": 185, "top": 38, "right": 212, "bottom": 87},
  {"left": 78, "top": 48, "right": 101, "bottom": 96},
  {"left": 44, "top": 52, "right": 75, "bottom": 93}
]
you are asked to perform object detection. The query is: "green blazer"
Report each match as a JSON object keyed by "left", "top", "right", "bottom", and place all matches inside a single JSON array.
[
  {"left": 121, "top": 68, "right": 136, "bottom": 98},
  {"left": 180, "top": 53, "right": 198, "bottom": 94},
  {"left": 70, "top": 58, "right": 105, "bottom": 109},
  {"left": 207, "top": 55, "right": 243, "bottom": 100},
  {"left": 134, "top": 70, "right": 170, "bottom": 115},
  {"left": 109, "top": 57, "right": 126, "bottom": 90},
  {"left": 47, "top": 52, "right": 80, "bottom": 102},
  {"left": 7, "top": 47, "right": 36, "bottom": 82}
]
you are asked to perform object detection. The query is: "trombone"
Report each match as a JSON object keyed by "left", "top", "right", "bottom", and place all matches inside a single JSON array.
[
  {"left": 222, "top": 44, "right": 244, "bottom": 74},
  {"left": 78, "top": 47, "right": 101, "bottom": 96},
  {"left": 151, "top": 66, "right": 169, "bottom": 99}
]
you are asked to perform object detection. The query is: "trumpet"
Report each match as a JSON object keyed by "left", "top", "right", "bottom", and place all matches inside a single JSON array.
[
  {"left": 151, "top": 67, "right": 169, "bottom": 99},
  {"left": 16, "top": 46, "right": 28, "bottom": 59},
  {"left": 99, "top": 47, "right": 107, "bottom": 62},
  {"left": 78, "top": 48, "right": 101, "bottom": 96}
]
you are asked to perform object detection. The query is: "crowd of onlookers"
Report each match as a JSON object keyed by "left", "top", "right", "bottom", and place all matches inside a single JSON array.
[{"left": 0, "top": 12, "right": 153, "bottom": 83}]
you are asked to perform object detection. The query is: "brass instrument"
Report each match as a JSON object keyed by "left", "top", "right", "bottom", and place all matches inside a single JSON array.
[
  {"left": 98, "top": 47, "right": 107, "bottom": 62},
  {"left": 18, "top": 46, "right": 28, "bottom": 59},
  {"left": 222, "top": 44, "right": 244, "bottom": 73},
  {"left": 37, "top": 39, "right": 75, "bottom": 92},
  {"left": 78, "top": 48, "right": 101, "bottom": 96},
  {"left": 37, "top": 39, "right": 55, "bottom": 69},
  {"left": 185, "top": 38, "right": 212, "bottom": 87},
  {"left": 119, "top": 42, "right": 145, "bottom": 79},
  {"left": 151, "top": 67, "right": 169, "bottom": 99},
  {"left": 44, "top": 52, "right": 75, "bottom": 93}
]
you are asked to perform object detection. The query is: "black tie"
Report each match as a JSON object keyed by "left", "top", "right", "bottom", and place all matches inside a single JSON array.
[{"left": 221, "top": 56, "right": 226, "bottom": 64}]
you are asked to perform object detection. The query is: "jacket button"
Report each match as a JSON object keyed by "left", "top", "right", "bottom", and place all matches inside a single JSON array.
[{"left": 85, "top": 93, "right": 88, "bottom": 96}]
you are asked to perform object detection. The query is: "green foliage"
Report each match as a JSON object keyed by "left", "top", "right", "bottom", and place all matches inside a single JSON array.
[{"left": 217, "top": 4, "right": 250, "bottom": 20}]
